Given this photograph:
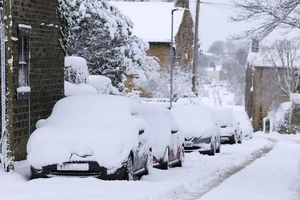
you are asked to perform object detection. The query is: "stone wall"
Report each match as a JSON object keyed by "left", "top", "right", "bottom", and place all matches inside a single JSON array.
[
  {"left": 245, "top": 65, "right": 289, "bottom": 132},
  {"left": 175, "top": 10, "right": 193, "bottom": 68},
  {"left": 9, "top": 0, "right": 65, "bottom": 160},
  {"left": 147, "top": 42, "right": 170, "bottom": 68}
]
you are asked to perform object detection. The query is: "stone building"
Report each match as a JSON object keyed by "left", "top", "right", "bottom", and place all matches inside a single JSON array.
[
  {"left": 245, "top": 44, "right": 289, "bottom": 132},
  {"left": 0, "top": 0, "right": 65, "bottom": 160},
  {"left": 111, "top": 0, "right": 194, "bottom": 92}
]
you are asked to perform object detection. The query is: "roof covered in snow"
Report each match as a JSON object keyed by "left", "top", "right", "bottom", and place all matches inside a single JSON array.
[{"left": 111, "top": 2, "right": 185, "bottom": 43}]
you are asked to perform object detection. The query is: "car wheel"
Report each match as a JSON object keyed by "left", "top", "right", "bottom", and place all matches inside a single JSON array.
[
  {"left": 144, "top": 150, "right": 153, "bottom": 175},
  {"left": 216, "top": 142, "right": 221, "bottom": 153},
  {"left": 176, "top": 146, "right": 185, "bottom": 167},
  {"left": 160, "top": 148, "right": 169, "bottom": 170},
  {"left": 123, "top": 155, "right": 135, "bottom": 181},
  {"left": 207, "top": 142, "right": 216, "bottom": 156},
  {"left": 237, "top": 134, "right": 242, "bottom": 144},
  {"left": 230, "top": 135, "right": 237, "bottom": 145}
]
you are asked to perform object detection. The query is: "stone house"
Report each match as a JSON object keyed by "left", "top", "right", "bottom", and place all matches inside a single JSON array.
[
  {"left": 245, "top": 44, "right": 289, "bottom": 132},
  {"left": 0, "top": 0, "right": 64, "bottom": 161},
  {"left": 111, "top": 0, "right": 194, "bottom": 92}
]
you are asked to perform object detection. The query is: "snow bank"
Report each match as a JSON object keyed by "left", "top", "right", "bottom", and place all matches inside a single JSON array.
[
  {"left": 111, "top": 2, "right": 184, "bottom": 43},
  {"left": 88, "top": 75, "right": 119, "bottom": 95},
  {"left": 64, "top": 81, "right": 97, "bottom": 96},
  {"left": 272, "top": 102, "right": 291, "bottom": 133},
  {"left": 27, "top": 95, "right": 143, "bottom": 171},
  {"left": 64, "top": 56, "right": 89, "bottom": 84},
  {"left": 171, "top": 105, "right": 218, "bottom": 138}
]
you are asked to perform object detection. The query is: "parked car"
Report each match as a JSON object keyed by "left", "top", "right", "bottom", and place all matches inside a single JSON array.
[
  {"left": 171, "top": 105, "right": 221, "bottom": 155},
  {"left": 141, "top": 104, "right": 184, "bottom": 169},
  {"left": 213, "top": 107, "right": 242, "bottom": 144},
  {"left": 27, "top": 95, "right": 152, "bottom": 181},
  {"left": 233, "top": 110, "right": 253, "bottom": 139}
]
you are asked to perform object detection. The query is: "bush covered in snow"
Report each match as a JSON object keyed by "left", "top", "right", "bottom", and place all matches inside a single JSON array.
[
  {"left": 137, "top": 65, "right": 195, "bottom": 98},
  {"left": 89, "top": 75, "right": 120, "bottom": 95},
  {"left": 64, "top": 56, "right": 89, "bottom": 84},
  {"left": 58, "top": 0, "right": 159, "bottom": 92},
  {"left": 271, "top": 102, "right": 291, "bottom": 134}
]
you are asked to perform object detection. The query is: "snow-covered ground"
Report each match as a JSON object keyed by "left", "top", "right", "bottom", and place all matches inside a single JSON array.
[
  {"left": 199, "top": 133, "right": 300, "bottom": 200},
  {"left": 0, "top": 135, "right": 275, "bottom": 200}
]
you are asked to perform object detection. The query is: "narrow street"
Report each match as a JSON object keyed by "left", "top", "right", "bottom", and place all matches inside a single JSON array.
[{"left": 2, "top": 133, "right": 298, "bottom": 200}]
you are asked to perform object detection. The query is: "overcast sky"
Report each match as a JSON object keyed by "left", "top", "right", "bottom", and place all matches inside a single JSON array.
[{"left": 190, "top": 0, "right": 299, "bottom": 51}]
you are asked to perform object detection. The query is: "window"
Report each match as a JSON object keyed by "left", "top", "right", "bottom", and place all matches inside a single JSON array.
[
  {"left": 18, "top": 36, "right": 27, "bottom": 86},
  {"left": 17, "top": 24, "right": 31, "bottom": 100},
  {"left": 17, "top": 24, "right": 31, "bottom": 87}
]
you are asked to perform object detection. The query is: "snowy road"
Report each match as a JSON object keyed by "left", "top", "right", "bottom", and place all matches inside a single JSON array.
[
  {"left": 1, "top": 133, "right": 293, "bottom": 200},
  {"left": 198, "top": 139, "right": 300, "bottom": 200}
]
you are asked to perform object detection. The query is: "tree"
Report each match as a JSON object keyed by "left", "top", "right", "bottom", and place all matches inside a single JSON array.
[
  {"left": 58, "top": 0, "right": 158, "bottom": 91},
  {"left": 208, "top": 41, "right": 225, "bottom": 56},
  {"left": 0, "top": 0, "right": 14, "bottom": 172},
  {"left": 266, "top": 39, "right": 300, "bottom": 98},
  {"left": 232, "top": 0, "right": 300, "bottom": 40}
]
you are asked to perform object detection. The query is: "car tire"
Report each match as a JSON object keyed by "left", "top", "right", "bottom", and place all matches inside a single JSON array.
[
  {"left": 207, "top": 142, "right": 216, "bottom": 156},
  {"left": 230, "top": 135, "right": 237, "bottom": 145},
  {"left": 216, "top": 143, "right": 221, "bottom": 153},
  {"left": 160, "top": 148, "right": 169, "bottom": 170},
  {"left": 123, "top": 155, "right": 135, "bottom": 181},
  {"left": 144, "top": 150, "right": 153, "bottom": 175},
  {"left": 176, "top": 146, "right": 185, "bottom": 167}
]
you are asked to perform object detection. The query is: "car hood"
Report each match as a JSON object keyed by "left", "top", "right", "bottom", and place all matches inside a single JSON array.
[{"left": 27, "top": 125, "right": 138, "bottom": 172}]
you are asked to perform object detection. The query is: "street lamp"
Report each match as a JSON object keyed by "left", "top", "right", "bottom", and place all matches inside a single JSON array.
[{"left": 169, "top": 8, "right": 179, "bottom": 109}]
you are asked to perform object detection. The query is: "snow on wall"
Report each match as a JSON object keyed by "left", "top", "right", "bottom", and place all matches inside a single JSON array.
[{"left": 110, "top": 2, "right": 184, "bottom": 43}]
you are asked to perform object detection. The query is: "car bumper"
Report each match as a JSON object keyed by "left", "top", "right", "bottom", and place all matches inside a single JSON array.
[
  {"left": 30, "top": 161, "right": 126, "bottom": 180},
  {"left": 184, "top": 137, "right": 211, "bottom": 152},
  {"left": 221, "top": 134, "right": 235, "bottom": 142}
]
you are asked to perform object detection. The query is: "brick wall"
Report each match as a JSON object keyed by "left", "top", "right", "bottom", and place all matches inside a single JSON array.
[{"left": 10, "top": 0, "right": 64, "bottom": 160}]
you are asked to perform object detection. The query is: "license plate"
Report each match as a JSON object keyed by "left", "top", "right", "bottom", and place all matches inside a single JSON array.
[
  {"left": 57, "top": 163, "right": 89, "bottom": 171},
  {"left": 185, "top": 142, "right": 193, "bottom": 147}
]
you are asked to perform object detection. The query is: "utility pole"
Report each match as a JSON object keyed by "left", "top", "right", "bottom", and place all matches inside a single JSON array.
[
  {"left": 192, "top": 0, "right": 200, "bottom": 96},
  {"left": 170, "top": 8, "right": 178, "bottom": 109}
]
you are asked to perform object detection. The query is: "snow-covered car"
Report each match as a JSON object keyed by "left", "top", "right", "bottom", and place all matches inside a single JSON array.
[
  {"left": 141, "top": 104, "right": 184, "bottom": 169},
  {"left": 233, "top": 110, "right": 253, "bottom": 139},
  {"left": 27, "top": 95, "right": 152, "bottom": 180},
  {"left": 171, "top": 105, "right": 221, "bottom": 155},
  {"left": 213, "top": 107, "right": 242, "bottom": 144}
]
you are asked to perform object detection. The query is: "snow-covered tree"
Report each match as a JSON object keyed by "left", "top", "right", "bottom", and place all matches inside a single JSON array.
[
  {"left": 58, "top": 0, "right": 158, "bottom": 91},
  {"left": 232, "top": 0, "right": 300, "bottom": 40},
  {"left": 137, "top": 64, "right": 195, "bottom": 99},
  {"left": 266, "top": 39, "right": 300, "bottom": 98}
]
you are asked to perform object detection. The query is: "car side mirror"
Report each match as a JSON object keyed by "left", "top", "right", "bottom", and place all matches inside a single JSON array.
[
  {"left": 171, "top": 130, "right": 178, "bottom": 134},
  {"left": 139, "top": 130, "right": 145, "bottom": 135}
]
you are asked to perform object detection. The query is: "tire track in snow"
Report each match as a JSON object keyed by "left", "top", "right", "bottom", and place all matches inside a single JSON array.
[{"left": 174, "top": 139, "right": 277, "bottom": 200}]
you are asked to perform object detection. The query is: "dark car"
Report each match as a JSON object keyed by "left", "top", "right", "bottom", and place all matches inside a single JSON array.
[{"left": 27, "top": 95, "right": 152, "bottom": 180}]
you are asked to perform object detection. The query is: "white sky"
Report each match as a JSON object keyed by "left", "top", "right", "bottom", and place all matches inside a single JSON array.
[{"left": 189, "top": 0, "right": 300, "bottom": 51}]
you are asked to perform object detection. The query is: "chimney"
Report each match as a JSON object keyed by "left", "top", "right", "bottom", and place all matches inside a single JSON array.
[
  {"left": 251, "top": 39, "right": 259, "bottom": 52},
  {"left": 175, "top": 0, "right": 189, "bottom": 9}
]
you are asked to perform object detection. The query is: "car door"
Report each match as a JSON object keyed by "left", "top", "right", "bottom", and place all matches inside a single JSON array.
[{"left": 132, "top": 115, "right": 149, "bottom": 173}]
